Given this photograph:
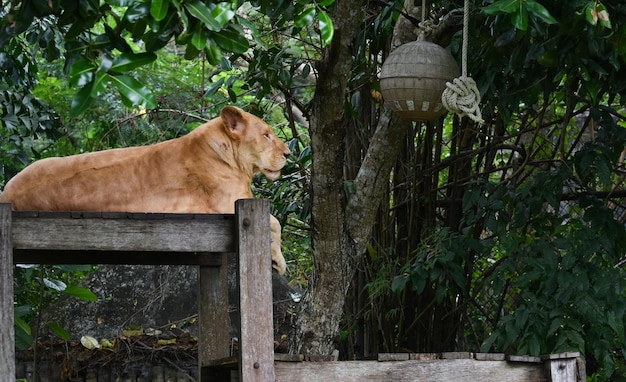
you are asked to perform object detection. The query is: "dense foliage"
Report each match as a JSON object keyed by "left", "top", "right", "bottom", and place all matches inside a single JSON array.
[
  {"left": 347, "top": 1, "right": 626, "bottom": 379},
  {"left": 3, "top": 0, "right": 626, "bottom": 380}
]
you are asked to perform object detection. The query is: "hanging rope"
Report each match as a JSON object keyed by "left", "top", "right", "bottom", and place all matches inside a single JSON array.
[
  {"left": 417, "top": 0, "right": 436, "bottom": 38},
  {"left": 441, "top": 0, "right": 482, "bottom": 123}
]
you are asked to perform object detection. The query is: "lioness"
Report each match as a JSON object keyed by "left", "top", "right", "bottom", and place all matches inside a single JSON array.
[{"left": 0, "top": 106, "right": 290, "bottom": 274}]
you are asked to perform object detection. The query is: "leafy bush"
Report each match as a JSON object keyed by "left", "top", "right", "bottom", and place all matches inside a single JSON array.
[
  {"left": 14, "top": 264, "right": 97, "bottom": 348},
  {"left": 390, "top": 162, "right": 626, "bottom": 379}
]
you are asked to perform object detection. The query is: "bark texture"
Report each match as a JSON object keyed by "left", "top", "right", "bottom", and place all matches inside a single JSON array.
[{"left": 347, "top": 1, "right": 421, "bottom": 252}]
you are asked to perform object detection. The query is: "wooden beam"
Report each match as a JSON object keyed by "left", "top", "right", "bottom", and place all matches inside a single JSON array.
[
  {"left": 198, "top": 252, "right": 231, "bottom": 382},
  {"left": 11, "top": 211, "right": 235, "bottom": 253},
  {"left": 236, "top": 199, "right": 275, "bottom": 382},
  {"left": 274, "top": 359, "right": 546, "bottom": 382},
  {"left": 0, "top": 204, "right": 15, "bottom": 382}
]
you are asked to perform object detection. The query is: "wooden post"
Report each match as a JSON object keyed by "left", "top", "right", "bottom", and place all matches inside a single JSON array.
[
  {"left": 235, "top": 199, "right": 275, "bottom": 382},
  {"left": 198, "top": 252, "right": 231, "bottom": 381},
  {"left": 542, "top": 352, "right": 584, "bottom": 382},
  {"left": 0, "top": 203, "right": 15, "bottom": 382}
]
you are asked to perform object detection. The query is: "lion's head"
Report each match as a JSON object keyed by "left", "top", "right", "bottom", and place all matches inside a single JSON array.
[{"left": 220, "top": 106, "right": 291, "bottom": 180}]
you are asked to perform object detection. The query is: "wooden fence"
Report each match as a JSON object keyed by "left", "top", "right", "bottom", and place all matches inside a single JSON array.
[
  {"left": 0, "top": 199, "right": 586, "bottom": 382},
  {"left": 0, "top": 199, "right": 274, "bottom": 382}
]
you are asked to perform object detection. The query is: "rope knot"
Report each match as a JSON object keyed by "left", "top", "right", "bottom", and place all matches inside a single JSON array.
[
  {"left": 441, "top": 76, "right": 483, "bottom": 123},
  {"left": 418, "top": 19, "right": 437, "bottom": 36}
]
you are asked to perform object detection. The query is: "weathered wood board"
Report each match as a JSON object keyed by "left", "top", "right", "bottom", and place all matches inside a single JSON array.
[
  {"left": 275, "top": 359, "right": 546, "bottom": 382},
  {"left": 11, "top": 211, "right": 235, "bottom": 253},
  {"left": 235, "top": 199, "right": 275, "bottom": 382},
  {"left": 0, "top": 204, "right": 15, "bottom": 380}
]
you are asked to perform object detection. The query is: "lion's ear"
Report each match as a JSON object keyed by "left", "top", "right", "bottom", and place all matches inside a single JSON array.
[{"left": 221, "top": 106, "right": 246, "bottom": 139}]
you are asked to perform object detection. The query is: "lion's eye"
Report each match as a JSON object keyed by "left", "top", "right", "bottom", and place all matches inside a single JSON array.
[{"left": 264, "top": 133, "right": 271, "bottom": 140}]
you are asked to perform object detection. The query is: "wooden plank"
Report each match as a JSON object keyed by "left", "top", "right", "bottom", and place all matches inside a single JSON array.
[
  {"left": 544, "top": 357, "right": 577, "bottom": 382},
  {"left": 378, "top": 353, "right": 409, "bottom": 361},
  {"left": 507, "top": 354, "right": 542, "bottom": 363},
  {"left": 198, "top": 252, "right": 231, "bottom": 382},
  {"left": 476, "top": 353, "right": 506, "bottom": 361},
  {"left": 274, "top": 359, "right": 547, "bottom": 382},
  {"left": 11, "top": 213, "right": 235, "bottom": 253},
  {"left": 306, "top": 354, "right": 335, "bottom": 362},
  {"left": 410, "top": 353, "right": 439, "bottom": 361},
  {"left": 236, "top": 199, "right": 275, "bottom": 382},
  {"left": 203, "top": 356, "right": 238, "bottom": 368},
  {"left": 0, "top": 204, "right": 15, "bottom": 382},
  {"left": 442, "top": 352, "right": 473, "bottom": 359},
  {"left": 576, "top": 357, "right": 587, "bottom": 382},
  {"left": 274, "top": 354, "right": 304, "bottom": 362},
  {"left": 540, "top": 352, "right": 580, "bottom": 360}
]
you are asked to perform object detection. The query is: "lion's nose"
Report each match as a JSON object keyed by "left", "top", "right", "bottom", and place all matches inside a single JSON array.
[{"left": 283, "top": 152, "right": 291, "bottom": 159}]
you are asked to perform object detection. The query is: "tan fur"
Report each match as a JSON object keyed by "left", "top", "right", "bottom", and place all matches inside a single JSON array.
[{"left": 0, "top": 106, "right": 290, "bottom": 274}]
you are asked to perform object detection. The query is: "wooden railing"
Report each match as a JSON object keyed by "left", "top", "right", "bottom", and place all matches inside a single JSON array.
[
  {"left": 0, "top": 199, "right": 274, "bottom": 382},
  {"left": 0, "top": 199, "right": 587, "bottom": 382}
]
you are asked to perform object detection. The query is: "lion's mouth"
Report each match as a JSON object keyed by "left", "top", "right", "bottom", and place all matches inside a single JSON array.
[{"left": 263, "top": 168, "right": 280, "bottom": 179}]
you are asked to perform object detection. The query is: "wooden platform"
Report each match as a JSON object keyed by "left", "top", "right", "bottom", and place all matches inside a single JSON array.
[
  {"left": 0, "top": 200, "right": 586, "bottom": 382},
  {"left": 0, "top": 199, "right": 275, "bottom": 382}
]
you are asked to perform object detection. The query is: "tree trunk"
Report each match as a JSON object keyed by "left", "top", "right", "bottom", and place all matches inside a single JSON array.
[
  {"left": 291, "top": 0, "right": 363, "bottom": 356},
  {"left": 293, "top": 0, "right": 422, "bottom": 356}
]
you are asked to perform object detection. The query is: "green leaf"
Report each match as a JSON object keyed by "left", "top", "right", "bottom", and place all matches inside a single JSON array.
[
  {"left": 525, "top": 0, "right": 557, "bottom": 25},
  {"left": 480, "top": 332, "right": 499, "bottom": 353},
  {"left": 204, "top": 43, "right": 223, "bottom": 65},
  {"left": 150, "top": 0, "right": 169, "bottom": 21},
  {"left": 110, "top": 52, "right": 157, "bottom": 73},
  {"left": 512, "top": 3, "right": 528, "bottom": 30},
  {"left": 211, "top": 3, "right": 235, "bottom": 27},
  {"left": 205, "top": 77, "right": 225, "bottom": 97},
  {"left": 108, "top": 74, "right": 158, "bottom": 108},
  {"left": 318, "top": 9, "right": 334, "bottom": 47},
  {"left": 14, "top": 316, "right": 31, "bottom": 336},
  {"left": 192, "top": 30, "right": 208, "bottom": 50},
  {"left": 227, "top": 87, "right": 237, "bottom": 102},
  {"left": 212, "top": 26, "right": 249, "bottom": 54},
  {"left": 70, "top": 82, "right": 95, "bottom": 117},
  {"left": 410, "top": 272, "right": 427, "bottom": 294},
  {"left": 123, "top": 2, "right": 150, "bottom": 23},
  {"left": 64, "top": 285, "right": 98, "bottom": 302},
  {"left": 15, "top": 324, "right": 33, "bottom": 350},
  {"left": 47, "top": 322, "right": 71, "bottom": 340},
  {"left": 90, "top": 70, "right": 108, "bottom": 97},
  {"left": 585, "top": 2, "right": 612, "bottom": 29},
  {"left": 527, "top": 334, "right": 541, "bottom": 355},
  {"left": 43, "top": 278, "right": 66, "bottom": 292},
  {"left": 566, "top": 329, "right": 586, "bottom": 350},
  {"left": 295, "top": 7, "right": 316, "bottom": 28},
  {"left": 482, "top": 0, "right": 520, "bottom": 15},
  {"left": 185, "top": 1, "right": 221, "bottom": 31},
  {"left": 69, "top": 60, "right": 96, "bottom": 87},
  {"left": 548, "top": 317, "right": 563, "bottom": 336},
  {"left": 391, "top": 273, "right": 408, "bottom": 293},
  {"left": 237, "top": 16, "right": 263, "bottom": 48}
]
